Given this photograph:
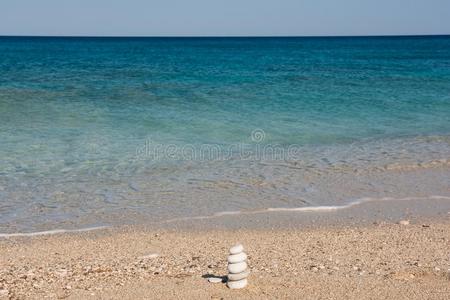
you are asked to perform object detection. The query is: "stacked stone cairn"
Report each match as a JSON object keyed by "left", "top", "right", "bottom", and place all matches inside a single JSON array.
[{"left": 226, "top": 244, "right": 250, "bottom": 289}]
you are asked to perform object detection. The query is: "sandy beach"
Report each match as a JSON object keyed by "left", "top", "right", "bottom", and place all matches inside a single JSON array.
[{"left": 1, "top": 219, "right": 449, "bottom": 299}]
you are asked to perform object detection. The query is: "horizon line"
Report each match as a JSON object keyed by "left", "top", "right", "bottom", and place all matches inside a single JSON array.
[{"left": 1, "top": 34, "right": 449, "bottom": 39}]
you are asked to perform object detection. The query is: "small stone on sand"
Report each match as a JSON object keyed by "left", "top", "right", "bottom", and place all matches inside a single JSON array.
[
  {"left": 207, "top": 277, "right": 223, "bottom": 283},
  {"left": 138, "top": 253, "right": 159, "bottom": 259}
]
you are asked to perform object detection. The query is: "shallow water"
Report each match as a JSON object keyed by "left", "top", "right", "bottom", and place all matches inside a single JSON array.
[{"left": 1, "top": 36, "right": 450, "bottom": 233}]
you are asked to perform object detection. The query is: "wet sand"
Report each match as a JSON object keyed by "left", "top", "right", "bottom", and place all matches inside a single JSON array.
[{"left": 1, "top": 219, "right": 450, "bottom": 299}]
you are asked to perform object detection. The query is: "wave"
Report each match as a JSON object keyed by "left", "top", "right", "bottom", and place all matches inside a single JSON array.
[
  {"left": 0, "top": 226, "right": 109, "bottom": 238},
  {"left": 1, "top": 195, "right": 450, "bottom": 238},
  {"left": 159, "top": 195, "right": 450, "bottom": 223}
]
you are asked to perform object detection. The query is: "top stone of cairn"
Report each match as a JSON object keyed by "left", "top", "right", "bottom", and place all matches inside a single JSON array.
[{"left": 229, "top": 244, "right": 244, "bottom": 255}]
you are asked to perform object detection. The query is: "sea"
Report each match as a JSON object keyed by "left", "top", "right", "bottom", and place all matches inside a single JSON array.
[{"left": 1, "top": 36, "right": 450, "bottom": 233}]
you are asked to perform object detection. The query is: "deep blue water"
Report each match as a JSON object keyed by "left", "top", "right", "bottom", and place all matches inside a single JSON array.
[
  {"left": 2, "top": 36, "right": 450, "bottom": 147},
  {"left": 1, "top": 36, "right": 450, "bottom": 232}
]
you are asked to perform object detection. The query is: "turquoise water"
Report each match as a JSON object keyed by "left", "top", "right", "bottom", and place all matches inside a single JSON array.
[{"left": 1, "top": 36, "right": 450, "bottom": 232}]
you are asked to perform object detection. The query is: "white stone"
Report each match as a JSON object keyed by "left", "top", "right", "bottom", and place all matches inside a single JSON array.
[
  {"left": 399, "top": 220, "right": 410, "bottom": 225},
  {"left": 208, "top": 277, "right": 223, "bottom": 283},
  {"left": 138, "top": 253, "right": 159, "bottom": 259},
  {"left": 230, "top": 244, "right": 244, "bottom": 254},
  {"left": 55, "top": 269, "right": 68, "bottom": 278},
  {"left": 228, "top": 252, "right": 247, "bottom": 264},
  {"left": 228, "top": 261, "right": 247, "bottom": 274},
  {"left": 227, "top": 278, "right": 248, "bottom": 289},
  {"left": 227, "top": 269, "right": 250, "bottom": 281}
]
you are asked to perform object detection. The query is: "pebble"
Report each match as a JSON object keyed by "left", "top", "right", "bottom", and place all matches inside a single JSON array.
[
  {"left": 55, "top": 269, "right": 68, "bottom": 278},
  {"left": 228, "top": 261, "right": 247, "bottom": 274},
  {"left": 0, "top": 289, "right": 8, "bottom": 297},
  {"left": 399, "top": 220, "right": 410, "bottom": 226},
  {"left": 227, "top": 269, "right": 250, "bottom": 281},
  {"left": 228, "top": 252, "right": 247, "bottom": 264},
  {"left": 229, "top": 244, "right": 244, "bottom": 255},
  {"left": 227, "top": 278, "right": 248, "bottom": 289},
  {"left": 208, "top": 277, "right": 223, "bottom": 283},
  {"left": 138, "top": 253, "right": 159, "bottom": 259}
]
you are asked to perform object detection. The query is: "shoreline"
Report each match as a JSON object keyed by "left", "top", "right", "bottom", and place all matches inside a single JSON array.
[
  {"left": 1, "top": 219, "right": 450, "bottom": 299},
  {"left": 2, "top": 193, "right": 450, "bottom": 236},
  {"left": 2, "top": 139, "right": 450, "bottom": 235}
]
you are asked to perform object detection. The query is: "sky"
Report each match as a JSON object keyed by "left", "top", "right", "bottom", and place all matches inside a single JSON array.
[{"left": 0, "top": 0, "right": 449, "bottom": 37}]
